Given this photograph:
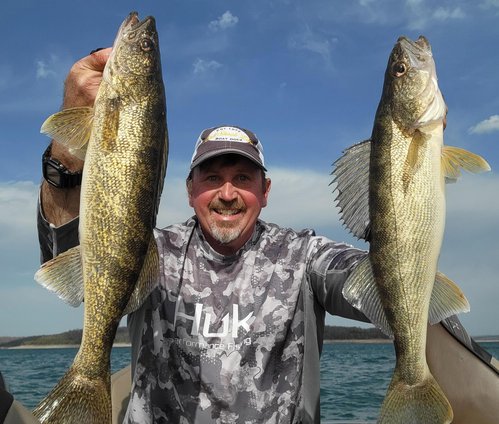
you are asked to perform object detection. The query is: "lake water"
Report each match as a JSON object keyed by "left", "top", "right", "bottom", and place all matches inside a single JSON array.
[{"left": 0, "top": 342, "right": 497, "bottom": 423}]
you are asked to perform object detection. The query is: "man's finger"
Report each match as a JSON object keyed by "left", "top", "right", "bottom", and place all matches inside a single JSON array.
[{"left": 86, "top": 47, "right": 112, "bottom": 70}]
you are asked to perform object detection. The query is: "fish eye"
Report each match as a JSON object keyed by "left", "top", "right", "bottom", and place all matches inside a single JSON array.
[
  {"left": 392, "top": 62, "right": 407, "bottom": 77},
  {"left": 140, "top": 38, "right": 154, "bottom": 51}
]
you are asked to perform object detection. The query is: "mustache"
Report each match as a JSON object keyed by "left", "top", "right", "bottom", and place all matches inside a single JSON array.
[{"left": 209, "top": 199, "right": 246, "bottom": 211}]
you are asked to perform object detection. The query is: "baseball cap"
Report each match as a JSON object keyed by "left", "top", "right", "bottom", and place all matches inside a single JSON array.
[{"left": 190, "top": 125, "right": 266, "bottom": 171}]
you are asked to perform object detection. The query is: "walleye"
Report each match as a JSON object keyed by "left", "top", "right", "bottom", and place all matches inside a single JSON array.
[
  {"left": 33, "top": 12, "right": 167, "bottom": 423},
  {"left": 332, "top": 36, "right": 490, "bottom": 423}
]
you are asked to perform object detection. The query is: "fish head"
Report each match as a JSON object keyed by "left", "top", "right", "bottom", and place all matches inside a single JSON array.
[
  {"left": 383, "top": 36, "right": 446, "bottom": 131},
  {"left": 104, "top": 12, "right": 163, "bottom": 92}
]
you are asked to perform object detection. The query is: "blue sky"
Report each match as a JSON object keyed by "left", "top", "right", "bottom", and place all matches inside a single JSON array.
[{"left": 1, "top": 0, "right": 498, "bottom": 337}]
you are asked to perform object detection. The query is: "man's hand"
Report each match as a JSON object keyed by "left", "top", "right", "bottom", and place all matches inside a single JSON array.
[
  {"left": 41, "top": 47, "right": 111, "bottom": 227},
  {"left": 62, "top": 47, "right": 112, "bottom": 109}
]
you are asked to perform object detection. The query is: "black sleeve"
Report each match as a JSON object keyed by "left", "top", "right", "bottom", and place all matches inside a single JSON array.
[
  {"left": 307, "top": 238, "right": 370, "bottom": 322},
  {"left": 37, "top": 196, "right": 79, "bottom": 264}
]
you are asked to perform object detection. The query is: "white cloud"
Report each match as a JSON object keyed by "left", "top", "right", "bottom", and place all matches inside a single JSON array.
[
  {"left": 406, "top": 1, "right": 466, "bottom": 30},
  {"left": 2, "top": 168, "right": 498, "bottom": 336},
  {"left": 35, "top": 54, "right": 64, "bottom": 80},
  {"left": 288, "top": 27, "right": 338, "bottom": 69},
  {"left": 36, "top": 60, "right": 57, "bottom": 79},
  {"left": 0, "top": 181, "right": 41, "bottom": 311},
  {"left": 297, "top": 1, "right": 468, "bottom": 31},
  {"left": 440, "top": 174, "right": 499, "bottom": 335},
  {"left": 209, "top": 11, "right": 239, "bottom": 31},
  {"left": 156, "top": 168, "right": 193, "bottom": 228},
  {"left": 193, "top": 58, "right": 223, "bottom": 75},
  {"left": 432, "top": 6, "right": 465, "bottom": 21},
  {"left": 0, "top": 53, "right": 71, "bottom": 113},
  {"left": 260, "top": 167, "right": 340, "bottom": 231},
  {"left": 469, "top": 115, "right": 499, "bottom": 134},
  {"left": 0, "top": 181, "right": 39, "bottom": 233},
  {"left": 481, "top": 0, "right": 499, "bottom": 9}
]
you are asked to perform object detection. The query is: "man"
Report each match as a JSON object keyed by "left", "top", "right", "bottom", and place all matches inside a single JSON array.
[
  {"left": 38, "top": 49, "right": 368, "bottom": 424},
  {"left": 34, "top": 50, "right": 498, "bottom": 424}
]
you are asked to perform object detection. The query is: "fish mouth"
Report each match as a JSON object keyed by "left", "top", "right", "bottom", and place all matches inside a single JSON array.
[
  {"left": 398, "top": 35, "right": 431, "bottom": 52},
  {"left": 118, "top": 11, "right": 155, "bottom": 39},
  {"left": 104, "top": 12, "right": 157, "bottom": 82},
  {"left": 397, "top": 35, "right": 432, "bottom": 67}
]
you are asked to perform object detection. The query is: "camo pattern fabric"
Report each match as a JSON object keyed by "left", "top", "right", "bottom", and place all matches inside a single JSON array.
[{"left": 124, "top": 218, "right": 366, "bottom": 424}]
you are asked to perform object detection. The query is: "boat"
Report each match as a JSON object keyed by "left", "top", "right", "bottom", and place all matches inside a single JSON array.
[{"left": 0, "top": 317, "right": 497, "bottom": 423}]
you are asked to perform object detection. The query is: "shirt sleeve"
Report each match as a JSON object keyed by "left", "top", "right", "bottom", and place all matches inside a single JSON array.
[
  {"left": 37, "top": 192, "right": 80, "bottom": 264},
  {"left": 306, "top": 236, "right": 370, "bottom": 322}
]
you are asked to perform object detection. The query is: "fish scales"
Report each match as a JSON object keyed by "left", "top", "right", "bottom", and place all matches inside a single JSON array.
[
  {"left": 34, "top": 11, "right": 167, "bottom": 423},
  {"left": 334, "top": 35, "right": 490, "bottom": 424},
  {"left": 371, "top": 117, "right": 445, "bottom": 384}
]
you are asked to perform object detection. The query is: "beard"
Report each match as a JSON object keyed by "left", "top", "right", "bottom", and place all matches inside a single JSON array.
[
  {"left": 208, "top": 221, "right": 243, "bottom": 245},
  {"left": 207, "top": 199, "right": 246, "bottom": 245}
]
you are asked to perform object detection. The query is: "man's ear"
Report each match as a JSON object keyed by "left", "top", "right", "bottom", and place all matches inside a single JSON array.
[
  {"left": 262, "top": 178, "right": 271, "bottom": 207},
  {"left": 186, "top": 179, "right": 194, "bottom": 207}
]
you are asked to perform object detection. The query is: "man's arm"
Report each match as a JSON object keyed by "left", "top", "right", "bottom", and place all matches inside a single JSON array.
[
  {"left": 38, "top": 48, "right": 111, "bottom": 262},
  {"left": 307, "top": 238, "right": 370, "bottom": 322}
]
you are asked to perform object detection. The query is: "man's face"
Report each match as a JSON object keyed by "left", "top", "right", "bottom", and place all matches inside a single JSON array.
[{"left": 188, "top": 155, "right": 271, "bottom": 254}]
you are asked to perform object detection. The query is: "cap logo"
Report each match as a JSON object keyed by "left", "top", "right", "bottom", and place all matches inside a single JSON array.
[
  {"left": 201, "top": 126, "right": 257, "bottom": 145},
  {"left": 191, "top": 125, "right": 266, "bottom": 170}
]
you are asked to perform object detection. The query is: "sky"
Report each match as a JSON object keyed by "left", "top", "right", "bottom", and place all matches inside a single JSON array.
[{"left": 1, "top": 0, "right": 498, "bottom": 337}]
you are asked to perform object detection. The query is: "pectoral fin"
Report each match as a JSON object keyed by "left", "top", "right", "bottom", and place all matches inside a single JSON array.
[
  {"left": 342, "top": 255, "right": 393, "bottom": 337},
  {"left": 34, "top": 246, "right": 84, "bottom": 307},
  {"left": 331, "top": 140, "right": 371, "bottom": 240},
  {"left": 343, "top": 257, "right": 470, "bottom": 337},
  {"left": 428, "top": 271, "right": 470, "bottom": 324},
  {"left": 123, "top": 235, "right": 160, "bottom": 315},
  {"left": 442, "top": 145, "right": 491, "bottom": 183},
  {"left": 34, "top": 237, "right": 159, "bottom": 315},
  {"left": 40, "top": 107, "right": 94, "bottom": 160}
]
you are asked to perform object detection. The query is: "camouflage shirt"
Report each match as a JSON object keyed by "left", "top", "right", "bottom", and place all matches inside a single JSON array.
[{"left": 124, "top": 217, "right": 367, "bottom": 424}]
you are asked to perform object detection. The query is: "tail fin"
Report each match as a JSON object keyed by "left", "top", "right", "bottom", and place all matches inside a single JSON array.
[
  {"left": 378, "top": 371, "right": 453, "bottom": 424},
  {"left": 33, "top": 365, "right": 111, "bottom": 424}
]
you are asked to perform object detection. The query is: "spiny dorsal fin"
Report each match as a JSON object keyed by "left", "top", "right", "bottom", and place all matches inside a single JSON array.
[
  {"left": 331, "top": 139, "right": 371, "bottom": 240},
  {"left": 40, "top": 107, "right": 94, "bottom": 160}
]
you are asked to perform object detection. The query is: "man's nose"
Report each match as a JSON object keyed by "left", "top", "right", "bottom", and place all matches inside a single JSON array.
[{"left": 219, "top": 181, "right": 237, "bottom": 201}]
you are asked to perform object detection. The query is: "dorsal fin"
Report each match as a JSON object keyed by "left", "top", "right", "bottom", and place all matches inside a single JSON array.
[{"left": 331, "top": 139, "right": 371, "bottom": 240}]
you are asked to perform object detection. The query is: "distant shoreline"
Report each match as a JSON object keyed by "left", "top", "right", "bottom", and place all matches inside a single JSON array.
[
  {"left": 3, "top": 340, "right": 392, "bottom": 349},
  {"left": 324, "top": 338, "right": 392, "bottom": 344},
  {"left": 4, "top": 338, "right": 498, "bottom": 350},
  {"left": 2, "top": 343, "right": 132, "bottom": 350}
]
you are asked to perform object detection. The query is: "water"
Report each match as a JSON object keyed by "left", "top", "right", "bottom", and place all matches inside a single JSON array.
[
  {"left": 0, "top": 342, "right": 497, "bottom": 422},
  {"left": 320, "top": 342, "right": 394, "bottom": 422},
  {"left": 0, "top": 346, "right": 131, "bottom": 409}
]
